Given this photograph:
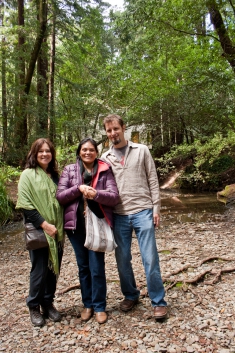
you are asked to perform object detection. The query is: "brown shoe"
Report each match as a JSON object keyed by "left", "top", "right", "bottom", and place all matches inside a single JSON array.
[
  {"left": 153, "top": 306, "right": 168, "bottom": 319},
  {"left": 95, "top": 311, "right": 107, "bottom": 324},
  {"left": 81, "top": 308, "right": 94, "bottom": 321},
  {"left": 120, "top": 298, "right": 139, "bottom": 312}
]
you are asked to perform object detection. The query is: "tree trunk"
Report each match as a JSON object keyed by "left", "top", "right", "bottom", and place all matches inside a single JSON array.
[
  {"left": 14, "top": 0, "right": 27, "bottom": 163},
  {"left": 37, "top": 37, "right": 49, "bottom": 135},
  {"left": 1, "top": 37, "right": 7, "bottom": 159},
  {"left": 1, "top": 3, "right": 7, "bottom": 159},
  {"left": 207, "top": 0, "right": 235, "bottom": 73},
  {"left": 13, "top": 0, "right": 48, "bottom": 163},
  {"left": 48, "top": 11, "right": 56, "bottom": 142},
  {"left": 25, "top": 0, "right": 48, "bottom": 95}
]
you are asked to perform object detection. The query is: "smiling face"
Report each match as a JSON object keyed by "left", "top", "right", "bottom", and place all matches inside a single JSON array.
[
  {"left": 79, "top": 141, "right": 98, "bottom": 166},
  {"left": 36, "top": 142, "right": 52, "bottom": 171},
  {"left": 104, "top": 120, "right": 126, "bottom": 148}
]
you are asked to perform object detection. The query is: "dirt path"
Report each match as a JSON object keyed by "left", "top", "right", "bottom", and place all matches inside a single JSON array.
[{"left": 1, "top": 210, "right": 235, "bottom": 353}]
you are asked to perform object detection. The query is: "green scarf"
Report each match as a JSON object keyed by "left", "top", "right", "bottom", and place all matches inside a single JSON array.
[{"left": 16, "top": 167, "right": 64, "bottom": 274}]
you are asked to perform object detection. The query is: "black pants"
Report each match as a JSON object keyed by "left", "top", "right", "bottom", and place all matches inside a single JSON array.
[{"left": 26, "top": 246, "right": 63, "bottom": 308}]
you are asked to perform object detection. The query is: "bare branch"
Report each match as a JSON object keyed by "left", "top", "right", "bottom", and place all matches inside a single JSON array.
[{"left": 159, "top": 19, "right": 220, "bottom": 42}]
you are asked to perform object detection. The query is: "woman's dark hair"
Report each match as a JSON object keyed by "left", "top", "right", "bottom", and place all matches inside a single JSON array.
[
  {"left": 76, "top": 137, "right": 98, "bottom": 158},
  {"left": 25, "top": 138, "right": 59, "bottom": 177}
]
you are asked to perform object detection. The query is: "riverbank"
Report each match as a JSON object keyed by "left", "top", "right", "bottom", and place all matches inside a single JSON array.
[{"left": 1, "top": 211, "right": 235, "bottom": 353}]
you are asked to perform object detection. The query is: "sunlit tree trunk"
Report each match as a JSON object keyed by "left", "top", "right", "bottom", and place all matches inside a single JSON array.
[
  {"left": 14, "top": 0, "right": 27, "bottom": 161},
  {"left": 48, "top": 11, "right": 56, "bottom": 142},
  {"left": 1, "top": 2, "right": 7, "bottom": 159},
  {"left": 37, "top": 37, "right": 49, "bottom": 135}
]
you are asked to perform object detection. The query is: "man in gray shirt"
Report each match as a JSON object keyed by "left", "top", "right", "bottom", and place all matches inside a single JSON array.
[{"left": 102, "top": 114, "right": 167, "bottom": 319}]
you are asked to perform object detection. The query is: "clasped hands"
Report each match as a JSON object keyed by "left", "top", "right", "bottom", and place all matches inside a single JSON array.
[{"left": 79, "top": 184, "right": 97, "bottom": 200}]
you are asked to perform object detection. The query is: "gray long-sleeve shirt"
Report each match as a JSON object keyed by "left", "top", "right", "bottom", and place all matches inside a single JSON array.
[{"left": 102, "top": 140, "right": 161, "bottom": 215}]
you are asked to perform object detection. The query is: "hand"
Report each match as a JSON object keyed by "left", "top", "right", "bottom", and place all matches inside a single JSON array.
[
  {"left": 40, "top": 221, "right": 57, "bottom": 239},
  {"left": 79, "top": 185, "right": 97, "bottom": 199},
  {"left": 153, "top": 213, "right": 160, "bottom": 228}
]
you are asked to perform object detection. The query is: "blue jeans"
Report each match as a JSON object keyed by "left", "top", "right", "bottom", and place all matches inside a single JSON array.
[
  {"left": 113, "top": 209, "right": 167, "bottom": 307},
  {"left": 66, "top": 230, "right": 106, "bottom": 312}
]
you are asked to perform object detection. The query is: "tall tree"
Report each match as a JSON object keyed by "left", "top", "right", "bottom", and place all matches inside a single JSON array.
[
  {"left": 0, "top": 1, "right": 7, "bottom": 158},
  {"left": 48, "top": 10, "right": 56, "bottom": 141},
  {"left": 14, "top": 0, "right": 27, "bottom": 161},
  {"left": 13, "top": 0, "right": 48, "bottom": 163}
]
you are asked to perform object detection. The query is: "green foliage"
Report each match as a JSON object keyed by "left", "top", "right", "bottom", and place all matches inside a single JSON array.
[
  {"left": 0, "top": 164, "right": 21, "bottom": 182},
  {"left": 56, "top": 145, "right": 78, "bottom": 171},
  {"left": 110, "top": 0, "right": 235, "bottom": 152},
  {"left": 202, "top": 155, "right": 234, "bottom": 174},
  {"left": 193, "top": 134, "right": 235, "bottom": 170},
  {"left": 156, "top": 133, "right": 235, "bottom": 190},
  {"left": 0, "top": 178, "right": 12, "bottom": 226},
  {"left": 156, "top": 144, "right": 196, "bottom": 176},
  {"left": 1, "top": 0, "right": 235, "bottom": 181},
  {"left": 0, "top": 164, "right": 21, "bottom": 225},
  {"left": 175, "top": 282, "right": 183, "bottom": 288}
]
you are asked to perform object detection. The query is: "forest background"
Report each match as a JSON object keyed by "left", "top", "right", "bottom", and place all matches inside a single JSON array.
[{"left": 1, "top": 0, "right": 235, "bottom": 224}]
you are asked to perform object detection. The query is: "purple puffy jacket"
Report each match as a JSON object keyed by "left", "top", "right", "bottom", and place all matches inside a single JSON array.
[{"left": 56, "top": 159, "right": 119, "bottom": 229}]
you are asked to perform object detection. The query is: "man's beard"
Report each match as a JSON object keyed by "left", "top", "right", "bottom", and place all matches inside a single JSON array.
[{"left": 112, "top": 138, "right": 121, "bottom": 145}]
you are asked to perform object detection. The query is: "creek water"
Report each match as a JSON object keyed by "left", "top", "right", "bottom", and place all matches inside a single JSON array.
[
  {"left": 0, "top": 190, "right": 228, "bottom": 250},
  {"left": 160, "top": 190, "right": 227, "bottom": 225}
]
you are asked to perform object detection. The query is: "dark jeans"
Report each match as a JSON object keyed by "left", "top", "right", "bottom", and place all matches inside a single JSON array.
[
  {"left": 26, "top": 246, "right": 63, "bottom": 308},
  {"left": 66, "top": 229, "right": 106, "bottom": 312}
]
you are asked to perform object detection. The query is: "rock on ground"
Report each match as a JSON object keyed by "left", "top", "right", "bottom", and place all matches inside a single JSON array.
[{"left": 1, "top": 212, "right": 235, "bottom": 353}]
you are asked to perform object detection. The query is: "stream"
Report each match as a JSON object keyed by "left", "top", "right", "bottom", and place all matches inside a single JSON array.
[{"left": 160, "top": 190, "right": 227, "bottom": 225}]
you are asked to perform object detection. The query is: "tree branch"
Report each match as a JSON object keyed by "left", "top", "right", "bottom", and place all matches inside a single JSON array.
[
  {"left": 228, "top": 0, "right": 235, "bottom": 17},
  {"left": 25, "top": 0, "right": 48, "bottom": 94},
  {"left": 159, "top": 19, "right": 220, "bottom": 42}
]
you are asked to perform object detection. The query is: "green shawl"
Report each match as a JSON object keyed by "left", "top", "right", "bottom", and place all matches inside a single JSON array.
[{"left": 16, "top": 167, "right": 64, "bottom": 274}]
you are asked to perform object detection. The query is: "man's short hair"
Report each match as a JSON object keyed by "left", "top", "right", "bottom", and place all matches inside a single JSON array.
[{"left": 103, "top": 114, "right": 124, "bottom": 130}]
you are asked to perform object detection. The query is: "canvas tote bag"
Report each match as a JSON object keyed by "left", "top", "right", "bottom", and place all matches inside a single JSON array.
[{"left": 84, "top": 206, "right": 117, "bottom": 252}]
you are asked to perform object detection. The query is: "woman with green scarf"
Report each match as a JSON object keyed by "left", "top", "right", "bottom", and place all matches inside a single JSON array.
[{"left": 16, "top": 138, "right": 64, "bottom": 327}]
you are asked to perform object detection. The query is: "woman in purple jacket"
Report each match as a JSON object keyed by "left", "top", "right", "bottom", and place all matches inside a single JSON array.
[{"left": 56, "top": 138, "right": 119, "bottom": 324}]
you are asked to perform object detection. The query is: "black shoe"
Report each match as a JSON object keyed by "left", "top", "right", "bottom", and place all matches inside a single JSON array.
[
  {"left": 41, "top": 304, "right": 61, "bottom": 322},
  {"left": 29, "top": 306, "right": 45, "bottom": 327}
]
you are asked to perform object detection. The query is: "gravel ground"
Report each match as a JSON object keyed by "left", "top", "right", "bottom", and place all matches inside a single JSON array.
[{"left": 1, "top": 211, "right": 235, "bottom": 353}]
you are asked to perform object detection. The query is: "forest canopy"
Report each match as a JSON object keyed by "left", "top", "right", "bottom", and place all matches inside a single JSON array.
[{"left": 0, "top": 0, "right": 235, "bottom": 169}]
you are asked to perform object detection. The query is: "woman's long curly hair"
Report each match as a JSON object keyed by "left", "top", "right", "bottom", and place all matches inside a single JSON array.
[{"left": 25, "top": 138, "right": 59, "bottom": 177}]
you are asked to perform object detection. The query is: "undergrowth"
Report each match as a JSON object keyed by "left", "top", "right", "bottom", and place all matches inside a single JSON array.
[
  {"left": 156, "top": 133, "right": 235, "bottom": 190},
  {"left": 0, "top": 164, "right": 21, "bottom": 225}
]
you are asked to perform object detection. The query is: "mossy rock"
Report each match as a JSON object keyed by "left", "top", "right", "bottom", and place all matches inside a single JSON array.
[{"left": 217, "top": 184, "right": 235, "bottom": 204}]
